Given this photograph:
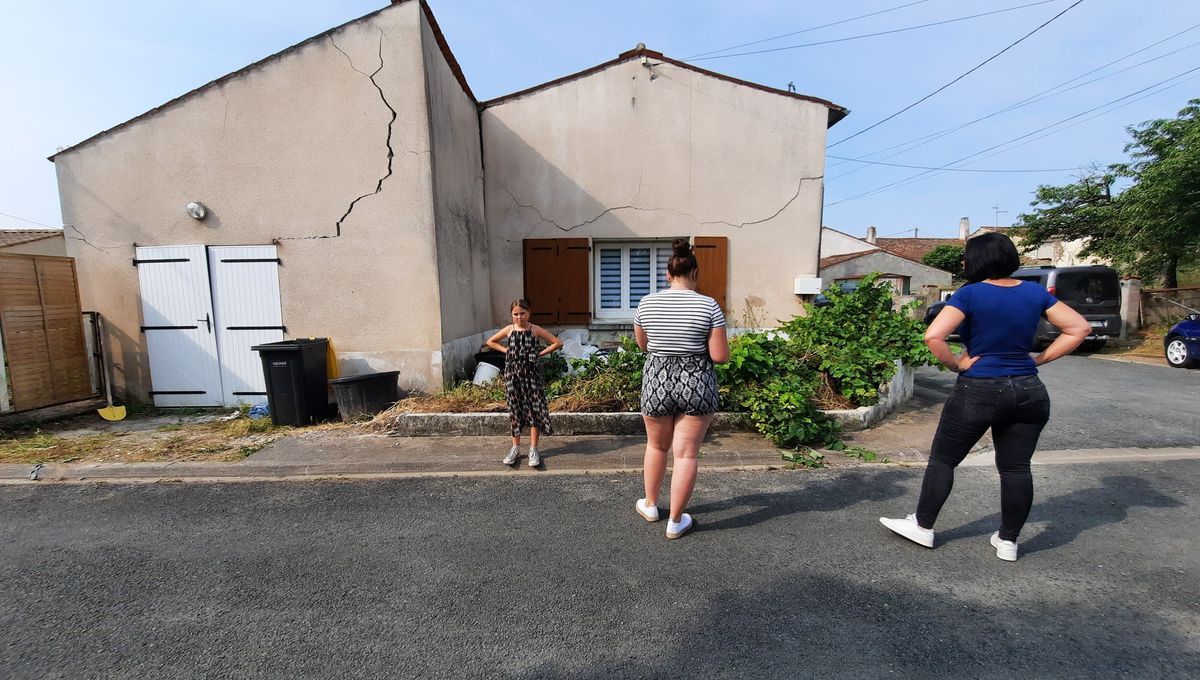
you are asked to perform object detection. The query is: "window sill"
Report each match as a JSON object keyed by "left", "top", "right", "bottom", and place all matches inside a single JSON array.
[{"left": 588, "top": 320, "right": 635, "bottom": 331}]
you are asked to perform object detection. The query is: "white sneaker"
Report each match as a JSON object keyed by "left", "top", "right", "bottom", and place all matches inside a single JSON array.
[
  {"left": 665, "top": 513, "right": 694, "bottom": 539},
  {"left": 635, "top": 498, "right": 660, "bottom": 522},
  {"left": 503, "top": 446, "right": 519, "bottom": 465},
  {"left": 528, "top": 447, "right": 541, "bottom": 467},
  {"left": 990, "top": 532, "right": 1018, "bottom": 562},
  {"left": 879, "top": 514, "right": 935, "bottom": 548}
]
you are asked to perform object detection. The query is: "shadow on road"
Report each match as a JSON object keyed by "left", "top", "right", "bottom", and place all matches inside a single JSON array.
[
  {"left": 687, "top": 469, "right": 910, "bottom": 533},
  {"left": 937, "top": 475, "right": 1184, "bottom": 554}
]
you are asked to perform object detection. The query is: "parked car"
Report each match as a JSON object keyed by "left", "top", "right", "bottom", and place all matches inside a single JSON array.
[
  {"left": 1165, "top": 314, "right": 1200, "bottom": 369},
  {"left": 922, "top": 300, "right": 960, "bottom": 342},
  {"left": 811, "top": 281, "right": 859, "bottom": 308},
  {"left": 1011, "top": 265, "right": 1122, "bottom": 351}
]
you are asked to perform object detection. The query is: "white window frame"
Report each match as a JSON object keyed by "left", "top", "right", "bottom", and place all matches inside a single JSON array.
[{"left": 592, "top": 240, "right": 676, "bottom": 320}]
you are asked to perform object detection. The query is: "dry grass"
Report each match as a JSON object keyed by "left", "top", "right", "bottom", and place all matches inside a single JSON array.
[
  {"left": 1101, "top": 323, "right": 1171, "bottom": 359},
  {"left": 812, "top": 372, "right": 856, "bottom": 410},
  {"left": 0, "top": 414, "right": 355, "bottom": 465}
]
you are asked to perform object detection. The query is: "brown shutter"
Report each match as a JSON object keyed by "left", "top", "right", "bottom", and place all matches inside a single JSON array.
[
  {"left": 522, "top": 239, "right": 561, "bottom": 323},
  {"left": 557, "top": 238, "right": 590, "bottom": 326},
  {"left": 693, "top": 236, "right": 729, "bottom": 312}
]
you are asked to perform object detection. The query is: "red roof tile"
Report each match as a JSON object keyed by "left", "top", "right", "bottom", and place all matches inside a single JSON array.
[
  {"left": 0, "top": 229, "right": 62, "bottom": 248},
  {"left": 874, "top": 237, "right": 963, "bottom": 264}
]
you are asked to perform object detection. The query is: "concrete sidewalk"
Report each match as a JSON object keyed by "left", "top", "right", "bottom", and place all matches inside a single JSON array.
[{"left": 0, "top": 432, "right": 788, "bottom": 483}]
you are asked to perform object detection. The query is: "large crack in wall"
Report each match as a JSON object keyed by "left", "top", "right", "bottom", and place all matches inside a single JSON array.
[{"left": 490, "top": 174, "right": 823, "bottom": 243}]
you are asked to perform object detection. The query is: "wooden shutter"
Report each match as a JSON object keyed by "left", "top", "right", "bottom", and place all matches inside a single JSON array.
[
  {"left": 522, "top": 238, "right": 591, "bottom": 325},
  {"left": 557, "top": 239, "right": 590, "bottom": 325},
  {"left": 0, "top": 254, "right": 92, "bottom": 411},
  {"left": 693, "top": 236, "right": 729, "bottom": 312},
  {"left": 523, "top": 239, "right": 560, "bottom": 323}
]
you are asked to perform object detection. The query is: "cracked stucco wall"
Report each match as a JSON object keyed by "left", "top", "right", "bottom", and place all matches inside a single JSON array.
[
  {"left": 481, "top": 58, "right": 830, "bottom": 326},
  {"left": 418, "top": 9, "right": 491, "bottom": 384},
  {"left": 52, "top": 0, "right": 448, "bottom": 398}
]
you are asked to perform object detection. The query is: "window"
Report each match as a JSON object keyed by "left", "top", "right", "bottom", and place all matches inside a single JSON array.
[{"left": 593, "top": 240, "right": 675, "bottom": 319}]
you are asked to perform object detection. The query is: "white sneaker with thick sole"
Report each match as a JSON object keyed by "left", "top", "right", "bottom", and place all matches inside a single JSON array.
[
  {"left": 635, "top": 498, "right": 660, "bottom": 522},
  {"left": 665, "top": 513, "right": 694, "bottom": 539},
  {"left": 990, "top": 532, "right": 1018, "bottom": 562},
  {"left": 503, "top": 446, "right": 519, "bottom": 465},
  {"left": 528, "top": 447, "right": 541, "bottom": 467},
  {"left": 879, "top": 514, "right": 935, "bottom": 548}
]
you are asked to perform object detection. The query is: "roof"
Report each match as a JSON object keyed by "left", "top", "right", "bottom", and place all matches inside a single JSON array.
[
  {"left": 818, "top": 250, "right": 876, "bottom": 269},
  {"left": 50, "top": 0, "right": 473, "bottom": 161},
  {"left": 874, "top": 237, "right": 963, "bottom": 264},
  {"left": 0, "top": 229, "right": 64, "bottom": 248},
  {"left": 480, "top": 47, "right": 848, "bottom": 128}
]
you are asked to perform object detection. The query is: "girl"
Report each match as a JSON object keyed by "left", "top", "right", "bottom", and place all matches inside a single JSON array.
[
  {"left": 486, "top": 299, "right": 563, "bottom": 467},
  {"left": 633, "top": 238, "right": 730, "bottom": 539}
]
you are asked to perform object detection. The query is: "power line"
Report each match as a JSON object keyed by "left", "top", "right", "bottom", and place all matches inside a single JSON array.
[
  {"left": 825, "top": 156, "right": 1080, "bottom": 173},
  {"left": 685, "top": 0, "right": 1060, "bottom": 62},
  {"left": 827, "top": 0, "right": 1086, "bottom": 149},
  {"left": 825, "top": 64, "right": 1200, "bottom": 206},
  {"left": 684, "top": 0, "right": 933, "bottom": 60},
  {"left": 0, "top": 210, "right": 60, "bottom": 229},
  {"left": 827, "top": 29, "right": 1200, "bottom": 180}
]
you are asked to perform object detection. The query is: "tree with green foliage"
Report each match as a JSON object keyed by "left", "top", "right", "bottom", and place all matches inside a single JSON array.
[
  {"left": 922, "top": 244, "right": 964, "bottom": 276},
  {"left": 1015, "top": 99, "right": 1200, "bottom": 287}
]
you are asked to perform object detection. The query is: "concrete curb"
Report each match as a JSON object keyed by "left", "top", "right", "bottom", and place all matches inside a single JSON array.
[{"left": 378, "top": 411, "right": 753, "bottom": 436}]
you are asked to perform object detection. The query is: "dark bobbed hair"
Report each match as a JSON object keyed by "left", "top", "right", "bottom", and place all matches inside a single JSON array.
[
  {"left": 667, "top": 238, "right": 698, "bottom": 278},
  {"left": 509, "top": 298, "right": 531, "bottom": 313},
  {"left": 963, "top": 232, "right": 1021, "bottom": 283}
]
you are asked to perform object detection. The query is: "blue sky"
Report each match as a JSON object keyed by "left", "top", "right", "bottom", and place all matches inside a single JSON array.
[{"left": 2, "top": 0, "right": 1198, "bottom": 239}]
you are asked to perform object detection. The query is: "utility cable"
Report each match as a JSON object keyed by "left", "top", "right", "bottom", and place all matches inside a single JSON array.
[
  {"left": 684, "top": 0, "right": 932, "bottom": 60},
  {"left": 825, "top": 156, "right": 1080, "bottom": 172},
  {"left": 0, "top": 210, "right": 60, "bottom": 229},
  {"left": 827, "top": 0, "right": 1086, "bottom": 149},
  {"left": 686, "top": 0, "right": 1060, "bottom": 62},
  {"left": 828, "top": 24, "right": 1200, "bottom": 173},
  {"left": 825, "top": 64, "right": 1200, "bottom": 206}
]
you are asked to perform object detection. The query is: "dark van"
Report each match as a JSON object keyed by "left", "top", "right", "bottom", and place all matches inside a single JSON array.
[{"left": 1011, "top": 265, "right": 1122, "bottom": 350}]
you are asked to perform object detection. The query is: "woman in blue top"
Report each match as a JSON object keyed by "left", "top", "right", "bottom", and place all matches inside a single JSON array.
[{"left": 881, "top": 232, "right": 1091, "bottom": 562}]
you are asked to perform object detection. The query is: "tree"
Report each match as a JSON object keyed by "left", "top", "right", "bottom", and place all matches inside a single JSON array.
[
  {"left": 921, "top": 244, "right": 964, "bottom": 276},
  {"left": 1015, "top": 99, "right": 1200, "bottom": 287}
]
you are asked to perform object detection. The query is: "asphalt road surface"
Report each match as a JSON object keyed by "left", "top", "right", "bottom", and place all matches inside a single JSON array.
[
  {"left": 914, "top": 354, "right": 1200, "bottom": 451},
  {"left": 3, "top": 461, "right": 1197, "bottom": 678}
]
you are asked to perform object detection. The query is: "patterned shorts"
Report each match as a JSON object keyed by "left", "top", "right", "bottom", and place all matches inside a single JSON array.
[{"left": 640, "top": 354, "right": 719, "bottom": 417}]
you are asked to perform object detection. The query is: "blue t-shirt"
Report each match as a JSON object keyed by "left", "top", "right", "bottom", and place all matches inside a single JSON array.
[{"left": 947, "top": 281, "right": 1059, "bottom": 377}]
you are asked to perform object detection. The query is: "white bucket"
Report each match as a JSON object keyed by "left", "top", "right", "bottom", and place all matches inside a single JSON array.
[{"left": 472, "top": 361, "right": 501, "bottom": 385}]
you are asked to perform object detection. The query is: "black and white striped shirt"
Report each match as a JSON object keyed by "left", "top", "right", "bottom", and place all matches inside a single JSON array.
[{"left": 633, "top": 289, "right": 726, "bottom": 356}]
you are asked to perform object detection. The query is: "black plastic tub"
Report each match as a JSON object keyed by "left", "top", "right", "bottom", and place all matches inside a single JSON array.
[{"left": 329, "top": 371, "right": 401, "bottom": 423}]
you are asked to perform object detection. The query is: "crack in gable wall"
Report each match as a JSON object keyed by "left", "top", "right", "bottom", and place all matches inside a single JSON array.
[
  {"left": 64, "top": 224, "right": 120, "bottom": 254},
  {"left": 489, "top": 175, "right": 823, "bottom": 243},
  {"left": 323, "top": 27, "right": 399, "bottom": 239}
]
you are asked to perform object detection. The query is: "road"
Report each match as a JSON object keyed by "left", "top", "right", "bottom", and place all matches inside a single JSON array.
[
  {"left": 2, "top": 462, "right": 1197, "bottom": 679},
  {"left": 913, "top": 354, "right": 1200, "bottom": 451}
]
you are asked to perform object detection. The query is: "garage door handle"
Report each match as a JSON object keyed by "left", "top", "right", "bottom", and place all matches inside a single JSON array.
[{"left": 197, "top": 313, "right": 211, "bottom": 333}]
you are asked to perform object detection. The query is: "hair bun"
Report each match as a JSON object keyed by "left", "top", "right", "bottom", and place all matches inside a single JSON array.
[{"left": 671, "top": 238, "right": 692, "bottom": 257}]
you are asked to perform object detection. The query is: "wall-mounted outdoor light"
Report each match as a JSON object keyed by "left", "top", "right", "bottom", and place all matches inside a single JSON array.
[{"left": 186, "top": 201, "right": 208, "bottom": 220}]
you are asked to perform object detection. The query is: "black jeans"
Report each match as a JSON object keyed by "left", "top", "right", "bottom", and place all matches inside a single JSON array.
[{"left": 916, "top": 374, "right": 1051, "bottom": 542}]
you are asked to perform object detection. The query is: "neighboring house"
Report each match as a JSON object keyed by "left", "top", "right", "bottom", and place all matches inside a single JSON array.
[
  {"left": 50, "top": 0, "right": 846, "bottom": 405},
  {"left": 0, "top": 229, "right": 66, "bottom": 256},
  {"left": 971, "top": 226, "right": 1105, "bottom": 267},
  {"left": 818, "top": 227, "right": 952, "bottom": 294}
]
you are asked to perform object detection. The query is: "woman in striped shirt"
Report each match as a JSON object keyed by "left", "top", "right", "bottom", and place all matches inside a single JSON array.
[{"left": 632, "top": 238, "right": 730, "bottom": 539}]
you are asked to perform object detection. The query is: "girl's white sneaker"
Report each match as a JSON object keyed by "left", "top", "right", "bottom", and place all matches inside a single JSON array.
[
  {"left": 990, "top": 532, "right": 1018, "bottom": 561},
  {"left": 635, "top": 498, "right": 660, "bottom": 522},
  {"left": 503, "top": 446, "right": 519, "bottom": 465},
  {"left": 665, "top": 513, "right": 694, "bottom": 539}
]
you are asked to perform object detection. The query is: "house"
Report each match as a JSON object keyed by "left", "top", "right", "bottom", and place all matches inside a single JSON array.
[
  {"left": 0, "top": 229, "right": 66, "bottom": 256},
  {"left": 818, "top": 227, "right": 952, "bottom": 295},
  {"left": 971, "top": 226, "right": 1105, "bottom": 267},
  {"left": 49, "top": 0, "right": 846, "bottom": 406}
]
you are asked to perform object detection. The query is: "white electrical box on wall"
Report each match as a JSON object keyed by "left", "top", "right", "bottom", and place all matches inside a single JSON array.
[{"left": 793, "top": 277, "right": 823, "bottom": 295}]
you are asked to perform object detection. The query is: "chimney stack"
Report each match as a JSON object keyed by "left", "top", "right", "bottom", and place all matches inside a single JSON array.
[
  {"left": 866, "top": 225, "right": 877, "bottom": 244},
  {"left": 959, "top": 217, "right": 970, "bottom": 241}
]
